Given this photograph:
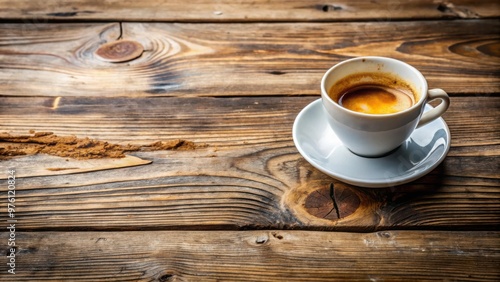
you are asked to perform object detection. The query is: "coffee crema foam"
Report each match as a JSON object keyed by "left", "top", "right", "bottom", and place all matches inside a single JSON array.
[
  {"left": 328, "top": 72, "right": 418, "bottom": 115},
  {"left": 339, "top": 85, "right": 414, "bottom": 114}
]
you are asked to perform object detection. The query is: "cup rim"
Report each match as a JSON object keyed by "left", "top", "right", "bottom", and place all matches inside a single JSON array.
[{"left": 321, "top": 56, "right": 428, "bottom": 118}]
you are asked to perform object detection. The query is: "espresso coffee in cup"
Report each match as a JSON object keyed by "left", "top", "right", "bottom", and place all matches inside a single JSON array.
[
  {"left": 329, "top": 72, "right": 417, "bottom": 115},
  {"left": 321, "top": 57, "right": 450, "bottom": 157}
]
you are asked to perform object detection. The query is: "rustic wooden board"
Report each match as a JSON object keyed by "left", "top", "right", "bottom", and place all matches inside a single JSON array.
[
  {"left": 1, "top": 96, "right": 498, "bottom": 154},
  {"left": 0, "top": 20, "right": 498, "bottom": 98},
  {"left": 4, "top": 153, "right": 499, "bottom": 231},
  {"left": 1, "top": 96, "right": 498, "bottom": 231},
  {"left": 1, "top": 230, "right": 499, "bottom": 281},
  {"left": 1, "top": 1, "right": 498, "bottom": 280},
  {"left": 0, "top": 0, "right": 497, "bottom": 22}
]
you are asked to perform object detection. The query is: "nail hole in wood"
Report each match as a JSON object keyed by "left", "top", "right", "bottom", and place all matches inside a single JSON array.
[
  {"left": 255, "top": 236, "right": 268, "bottom": 244},
  {"left": 158, "top": 274, "right": 174, "bottom": 282},
  {"left": 379, "top": 231, "right": 392, "bottom": 239},
  {"left": 268, "top": 70, "right": 287, "bottom": 75},
  {"left": 437, "top": 2, "right": 450, "bottom": 12},
  {"left": 272, "top": 232, "right": 283, "bottom": 240},
  {"left": 322, "top": 4, "right": 342, "bottom": 12}
]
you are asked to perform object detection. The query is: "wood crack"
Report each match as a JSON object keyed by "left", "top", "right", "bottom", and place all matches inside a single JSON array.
[
  {"left": 117, "top": 21, "right": 123, "bottom": 40},
  {"left": 322, "top": 183, "right": 341, "bottom": 219}
]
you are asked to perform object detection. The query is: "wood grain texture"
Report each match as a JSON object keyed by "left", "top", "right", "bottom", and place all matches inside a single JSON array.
[
  {"left": 1, "top": 96, "right": 498, "bottom": 231},
  {"left": 1, "top": 2, "right": 499, "bottom": 280},
  {"left": 1, "top": 96, "right": 497, "bottom": 155},
  {"left": 0, "top": 0, "right": 497, "bottom": 22},
  {"left": 0, "top": 20, "right": 498, "bottom": 98},
  {"left": 1, "top": 230, "right": 499, "bottom": 281},
  {"left": 0, "top": 155, "right": 151, "bottom": 179}
]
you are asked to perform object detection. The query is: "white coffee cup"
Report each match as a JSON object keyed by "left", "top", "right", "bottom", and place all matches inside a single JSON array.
[{"left": 321, "top": 56, "right": 450, "bottom": 157}]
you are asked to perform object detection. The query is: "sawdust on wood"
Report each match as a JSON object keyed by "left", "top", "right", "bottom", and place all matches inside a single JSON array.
[
  {"left": 143, "top": 140, "right": 197, "bottom": 151},
  {"left": 0, "top": 131, "right": 204, "bottom": 160}
]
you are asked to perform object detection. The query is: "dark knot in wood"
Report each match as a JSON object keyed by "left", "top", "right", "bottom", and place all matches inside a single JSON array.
[
  {"left": 158, "top": 272, "right": 184, "bottom": 282},
  {"left": 320, "top": 4, "right": 342, "bottom": 12},
  {"left": 304, "top": 184, "right": 360, "bottom": 220},
  {"left": 95, "top": 40, "right": 144, "bottom": 63}
]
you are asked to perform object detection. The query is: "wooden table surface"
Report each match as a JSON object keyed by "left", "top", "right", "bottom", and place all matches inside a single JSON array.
[{"left": 1, "top": 1, "right": 499, "bottom": 281}]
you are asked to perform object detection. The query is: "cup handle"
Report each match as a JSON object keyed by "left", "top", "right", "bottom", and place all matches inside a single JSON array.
[{"left": 416, "top": 88, "right": 450, "bottom": 128}]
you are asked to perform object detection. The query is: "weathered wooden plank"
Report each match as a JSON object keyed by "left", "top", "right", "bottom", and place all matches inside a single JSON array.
[
  {"left": 1, "top": 230, "right": 499, "bottom": 281},
  {"left": 1, "top": 96, "right": 498, "bottom": 154},
  {"left": 2, "top": 149, "right": 498, "bottom": 231},
  {"left": 0, "top": 0, "right": 497, "bottom": 22},
  {"left": 3, "top": 153, "right": 499, "bottom": 231},
  {"left": 0, "top": 20, "right": 498, "bottom": 98},
  {"left": 1, "top": 96, "right": 498, "bottom": 231}
]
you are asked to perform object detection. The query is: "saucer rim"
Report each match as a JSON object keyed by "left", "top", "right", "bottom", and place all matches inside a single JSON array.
[{"left": 292, "top": 99, "right": 451, "bottom": 188}]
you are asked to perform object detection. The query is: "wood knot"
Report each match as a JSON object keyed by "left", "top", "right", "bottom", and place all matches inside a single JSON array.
[
  {"left": 95, "top": 40, "right": 144, "bottom": 63},
  {"left": 158, "top": 272, "right": 185, "bottom": 282},
  {"left": 319, "top": 4, "right": 342, "bottom": 12},
  {"left": 304, "top": 183, "right": 360, "bottom": 220}
]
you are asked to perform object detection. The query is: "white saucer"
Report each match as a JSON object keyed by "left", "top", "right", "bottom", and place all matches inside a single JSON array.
[{"left": 293, "top": 99, "right": 451, "bottom": 188}]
